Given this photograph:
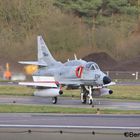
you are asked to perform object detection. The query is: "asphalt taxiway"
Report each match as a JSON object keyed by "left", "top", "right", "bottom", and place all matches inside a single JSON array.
[
  {"left": 1, "top": 81, "right": 140, "bottom": 110},
  {"left": 0, "top": 96, "right": 140, "bottom": 110}
]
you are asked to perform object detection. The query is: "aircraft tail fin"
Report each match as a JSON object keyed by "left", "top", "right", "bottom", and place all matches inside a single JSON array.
[
  {"left": 19, "top": 36, "right": 59, "bottom": 67},
  {"left": 37, "top": 36, "right": 58, "bottom": 66}
]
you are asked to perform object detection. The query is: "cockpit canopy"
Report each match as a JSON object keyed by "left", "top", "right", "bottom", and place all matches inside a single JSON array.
[{"left": 85, "top": 62, "right": 100, "bottom": 70}]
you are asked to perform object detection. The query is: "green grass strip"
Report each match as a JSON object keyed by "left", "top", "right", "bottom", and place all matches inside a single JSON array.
[{"left": 0, "top": 104, "right": 140, "bottom": 114}]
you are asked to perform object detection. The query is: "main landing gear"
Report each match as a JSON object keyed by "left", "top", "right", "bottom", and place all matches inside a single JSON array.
[
  {"left": 52, "top": 97, "right": 57, "bottom": 104},
  {"left": 80, "top": 86, "right": 95, "bottom": 107}
]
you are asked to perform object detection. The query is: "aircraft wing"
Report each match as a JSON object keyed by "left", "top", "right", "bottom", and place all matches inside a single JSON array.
[
  {"left": 92, "top": 82, "right": 116, "bottom": 89},
  {"left": 59, "top": 79, "right": 81, "bottom": 86},
  {"left": 19, "top": 82, "right": 57, "bottom": 88},
  {"left": 60, "top": 79, "right": 116, "bottom": 89},
  {"left": 19, "top": 76, "right": 58, "bottom": 88},
  {"left": 103, "top": 82, "right": 116, "bottom": 87},
  {"left": 18, "top": 61, "right": 47, "bottom": 66}
]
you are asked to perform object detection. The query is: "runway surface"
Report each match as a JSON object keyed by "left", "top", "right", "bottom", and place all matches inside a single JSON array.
[
  {"left": 0, "top": 96, "right": 140, "bottom": 110},
  {"left": 0, "top": 81, "right": 140, "bottom": 139},
  {"left": 0, "top": 113, "right": 140, "bottom": 140},
  {"left": 0, "top": 113, "right": 140, "bottom": 127}
]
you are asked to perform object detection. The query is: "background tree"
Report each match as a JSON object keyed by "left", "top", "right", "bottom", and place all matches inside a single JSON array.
[{"left": 54, "top": 0, "right": 140, "bottom": 52}]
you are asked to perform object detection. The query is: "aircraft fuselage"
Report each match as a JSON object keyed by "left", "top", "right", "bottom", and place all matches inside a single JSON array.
[{"left": 33, "top": 60, "right": 110, "bottom": 87}]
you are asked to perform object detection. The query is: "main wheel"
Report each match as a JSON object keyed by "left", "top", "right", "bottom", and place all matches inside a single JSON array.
[{"left": 52, "top": 97, "right": 57, "bottom": 104}]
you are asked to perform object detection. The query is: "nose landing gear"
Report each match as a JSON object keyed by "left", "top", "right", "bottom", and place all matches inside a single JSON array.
[{"left": 80, "top": 86, "right": 95, "bottom": 107}]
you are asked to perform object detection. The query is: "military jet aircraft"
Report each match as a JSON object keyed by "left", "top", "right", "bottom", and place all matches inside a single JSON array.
[{"left": 19, "top": 36, "right": 115, "bottom": 105}]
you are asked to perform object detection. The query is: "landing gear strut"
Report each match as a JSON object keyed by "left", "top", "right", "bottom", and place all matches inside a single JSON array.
[
  {"left": 88, "top": 86, "right": 93, "bottom": 105},
  {"left": 80, "top": 86, "right": 88, "bottom": 104},
  {"left": 81, "top": 92, "right": 87, "bottom": 104},
  {"left": 80, "top": 86, "right": 95, "bottom": 107}
]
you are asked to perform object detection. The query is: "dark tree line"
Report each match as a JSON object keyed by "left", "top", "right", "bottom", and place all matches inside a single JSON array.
[{"left": 54, "top": 0, "right": 140, "bottom": 26}]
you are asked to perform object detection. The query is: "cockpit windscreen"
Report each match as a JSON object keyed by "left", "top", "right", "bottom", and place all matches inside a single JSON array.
[{"left": 85, "top": 62, "right": 100, "bottom": 70}]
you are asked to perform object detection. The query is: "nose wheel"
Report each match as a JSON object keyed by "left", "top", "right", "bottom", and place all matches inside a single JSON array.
[{"left": 88, "top": 99, "right": 93, "bottom": 105}]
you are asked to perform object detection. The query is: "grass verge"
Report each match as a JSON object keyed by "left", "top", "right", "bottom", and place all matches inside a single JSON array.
[
  {"left": 0, "top": 86, "right": 34, "bottom": 96},
  {"left": 64, "top": 85, "right": 140, "bottom": 100},
  {"left": 0, "top": 104, "right": 140, "bottom": 114}
]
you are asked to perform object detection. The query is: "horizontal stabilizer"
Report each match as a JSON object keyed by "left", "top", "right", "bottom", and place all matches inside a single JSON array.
[{"left": 18, "top": 61, "right": 47, "bottom": 66}]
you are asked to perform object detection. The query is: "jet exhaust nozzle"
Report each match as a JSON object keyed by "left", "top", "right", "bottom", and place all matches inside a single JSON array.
[{"left": 109, "top": 90, "right": 113, "bottom": 94}]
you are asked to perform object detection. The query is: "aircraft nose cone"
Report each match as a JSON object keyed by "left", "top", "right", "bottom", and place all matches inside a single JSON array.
[{"left": 103, "top": 76, "right": 111, "bottom": 85}]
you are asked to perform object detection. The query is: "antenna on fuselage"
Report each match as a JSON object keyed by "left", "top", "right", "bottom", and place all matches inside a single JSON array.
[{"left": 74, "top": 54, "right": 77, "bottom": 60}]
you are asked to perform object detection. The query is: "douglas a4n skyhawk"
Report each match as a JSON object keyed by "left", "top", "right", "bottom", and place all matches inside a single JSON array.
[{"left": 19, "top": 36, "right": 115, "bottom": 105}]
